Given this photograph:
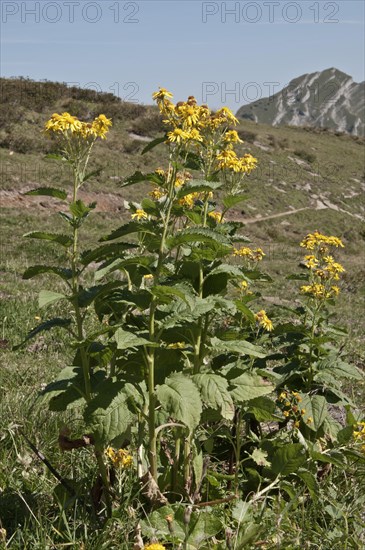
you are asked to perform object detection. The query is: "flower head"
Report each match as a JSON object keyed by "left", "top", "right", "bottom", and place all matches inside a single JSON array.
[
  {"left": 131, "top": 209, "right": 148, "bottom": 221},
  {"left": 255, "top": 310, "right": 274, "bottom": 332}
]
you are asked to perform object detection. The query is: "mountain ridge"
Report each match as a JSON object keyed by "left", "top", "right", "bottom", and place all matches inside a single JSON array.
[{"left": 236, "top": 68, "right": 365, "bottom": 136}]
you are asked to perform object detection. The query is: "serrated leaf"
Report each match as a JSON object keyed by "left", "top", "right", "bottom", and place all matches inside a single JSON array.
[
  {"left": 100, "top": 221, "right": 157, "bottom": 242},
  {"left": 39, "top": 290, "right": 66, "bottom": 308},
  {"left": 223, "top": 193, "right": 249, "bottom": 209},
  {"left": 176, "top": 179, "right": 222, "bottom": 198},
  {"left": 230, "top": 373, "right": 274, "bottom": 403},
  {"left": 167, "top": 227, "right": 230, "bottom": 249},
  {"left": 250, "top": 448, "right": 271, "bottom": 467},
  {"left": 142, "top": 135, "right": 166, "bottom": 154},
  {"left": 80, "top": 242, "right": 138, "bottom": 266},
  {"left": 296, "top": 468, "right": 319, "bottom": 498},
  {"left": 24, "top": 187, "right": 67, "bottom": 200},
  {"left": 193, "top": 373, "right": 234, "bottom": 420},
  {"left": 271, "top": 443, "right": 307, "bottom": 475},
  {"left": 157, "top": 373, "right": 202, "bottom": 432},
  {"left": 210, "top": 337, "right": 265, "bottom": 358},
  {"left": 121, "top": 169, "right": 165, "bottom": 187},
  {"left": 23, "top": 265, "right": 73, "bottom": 281},
  {"left": 24, "top": 231, "right": 73, "bottom": 247},
  {"left": 114, "top": 328, "right": 150, "bottom": 350},
  {"left": 151, "top": 285, "right": 189, "bottom": 305},
  {"left": 84, "top": 380, "right": 132, "bottom": 442},
  {"left": 69, "top": 199, "right": 96, "bottom": 219},
  {"left": 81, "top": 168, "right": 102, "bottom": 183},
  {"left": 13, "top": 318, "right": 71, "bottom": 350},
  {"left": 300, "top": 395, "right": 328, "bottom": 431}
]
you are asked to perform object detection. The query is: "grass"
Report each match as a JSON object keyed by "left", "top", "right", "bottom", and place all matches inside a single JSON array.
[{"left": 0, "top": 77, "right": 364, "bottom": 548}]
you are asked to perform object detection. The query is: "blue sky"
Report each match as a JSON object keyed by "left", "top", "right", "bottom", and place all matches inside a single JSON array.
[{"left": 1, "top": 0, "right": 364, "bottom": 110}]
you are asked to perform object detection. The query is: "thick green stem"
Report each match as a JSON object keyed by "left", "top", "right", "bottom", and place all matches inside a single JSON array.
[{"left": 94, "top": 444, "right": 112, "bottom": 518}]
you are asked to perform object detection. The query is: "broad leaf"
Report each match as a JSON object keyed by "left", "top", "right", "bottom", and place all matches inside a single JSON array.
[
  {"left": 114, "top": 328, "right": 150, "bottom": 350},
  {"left": 176, "top": 179, "right": 222, "bottom": 198},
  {"left": 13, "top": 318, "right": 71, "bottom": 350},
  {"left": 23, "top": 265, "right": 73, "bottom": 281},
  {"left": 84, "top": 380, "right": 132, "bottom": 442},
  {"left": 230, "top": 373, "right": 274, "bottom": 403},
  {"left": 156, "top": 373, "right": 202, "bottom": 431},
  {"left": 167, "top": 227, "right": 230, "bottom": 249},
  {"left": 296, "top": 468, "right": 319, "bottom": 498},
  {"left": 24, "top": 187, "right": 67, "bottom": 200},
  {"left": 24, "top": 231, "right": 73, "bottom": 248},
  {"left": 193, "top": 373, "right": 234, "bottom": 420},
  {"left": 141, "top": 135, "right": 166, "bottom": 154},
  {"left": 80, "top": 242, "right": 138, "bottom": 266},
  {"left": 223, "top": 193, "right": 249, "bottom": 209},
  {"left": 100, "top": 221, "right": 157, "bottom": 242},
  {"left": 39, "top": 290, "right": 66, "bottom": 308},
  {"left": 300, "top": 395, "right": 328, "bottom": 431},
  {"left": 210, "top": 337, "right": 265, "bottom": 358},
  {"left": 271, "top": 443, "right": 307, "bottom": 475}
]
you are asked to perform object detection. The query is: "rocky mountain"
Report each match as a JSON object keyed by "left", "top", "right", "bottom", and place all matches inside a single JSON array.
[{"left": 236, "top": 68, "right": 364, "bottom": 136}]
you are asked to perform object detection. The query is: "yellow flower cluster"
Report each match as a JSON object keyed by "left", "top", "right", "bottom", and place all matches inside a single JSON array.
[
  {"left": 143, "top": 544, "right": 166, "bottom": 550},
  {"left": 208, "top": 211, "right": 223, "bottom": 223},
  {"left": 277, "top": 391, "right": 309, "bottom": 428},
  {"left": 167, "top": 342, "right": 186, "bottom": 349},
  {"left": 233, "top": 246, "right": 265, "bottom": 262},
  {"left": 105, "top": 447, "right": 133, "bottom": 469},
  {"left": 255, "top": 310, "right": 274, "bottom": 332},
  {"left": 45, "top": 112, "right": 112, "bottom": 140},
  {"left": 353, "top": 421, "right": 365, "bottom": 453},
  {"left": 216, "top": 150, "right": 257, "bottom": 174},
  {"left": 300, "top": 231, "right": 344, "bottom": 251},
  {"left": 300, "top": 232, "right": 345, "bottom": 301},
  {"left": 152, "top": 87, "right": 257, "bottom": 181}
]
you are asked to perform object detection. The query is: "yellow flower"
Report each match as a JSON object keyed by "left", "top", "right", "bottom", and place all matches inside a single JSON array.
[
  {"left": 167, "top": 128, "right": 190, "bottom": 144},
  {"left": 167, "top": 342, "right": 186, "bottom": 349},
  {"left": 131, "top": 209, "right": 148, "bottom": 221},
  {"left": 143, "top": 274, "right": 154, "bottom": 280},
  {"left": 279, "top": 392, "right": 287, "bottom": 401},
  {"left": 239, "top": 280, "right": 249, "bottom": 291},
  {"left": 300, "top": 231, "right": 344, "bottom": 250},
  {"left": 215, "top": 106, "right": 239, "bottom": 125},
  {"left": 283, "top": 410, "right": 290, "bottom": 417},
  {"left": 175, "top": 103, "right": 201, "bottom": 127},
  {"left": 150, "top": 187, "right": 166, "bottom": 200},
  {"left": 45, "top": 112, "right": 111, "bottom": 140},
  {"left": 304, "top": 255, "right": 319, "bottom": 269},
  {"left": 143, "top": 544, "right": 166, "bottom": 550},
  {"left": 224, "top": 130, "right": 243, "bottom": 143},
  {"left": 152, "top": 87, "right": 173, "bottom": 101},
  {"left": 106, "top": 447, "right": 133, "bottom": 468},
  {"left": 208, "top": 211, "right": 223, "bottom": 223},
  {"left": 255, "top": 310, "right": 274, "bottom": 332},
  {"left": 306, "top": 417, "right": 313, "bottom": 424}
]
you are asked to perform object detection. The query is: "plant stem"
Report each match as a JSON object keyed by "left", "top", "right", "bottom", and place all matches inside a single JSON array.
[{"left": 94, "top": 444, "right": 112, "bottom": 518}]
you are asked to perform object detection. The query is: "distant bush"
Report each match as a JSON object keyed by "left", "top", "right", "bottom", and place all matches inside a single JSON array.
[
  {"left": 294, "top": 148, "right": 317, "bottom": 163},
  {"left": 129, "top": 109, "right": 165, "bottom": 136},
  {"left": 237, "top": 129, "right": 257, "bottom": 143}
]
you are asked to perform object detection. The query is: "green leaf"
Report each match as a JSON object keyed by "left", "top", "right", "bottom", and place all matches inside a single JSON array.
[
  {"left": 300, "top": 395, "right": 328, "bottom": 431},
  {"left": 167, "top": 227, "right": 230, "bottom": 249},
  {"left": 250, "top": 448, "right": 271, "bottom": 467},
  {"left": 69, "top": 199, "right": 96, "bottom": 219},
  {"left": 210, "top": 336, "right": 265, "bottom": 358},
  {"left": 23, "top": 265, "right": 73, "bottom": 281},
  {"left": 42, "top": 366, "right": 85, "bottom": 411},
  {"left": 176, "top": 179, "right": 222, "bottom": 198},
  {"left": 39, "top": 290, "right": 66, "bottom": 308},
  {"left": 141, "top": 198, "right": 160, "bottom": 216},
  {"left": 141, "top": 135, "right": 166, "bottom": 154},
  {"left": 80, "top": 242, "right": 138, "bottom": 266},
  {"left": 114, "top": 328, "right": 150, "bottom": 350},
  {"left": 121, "top": 169, "right": 165, "bottom": 188},
  {"left": 248, "top": 396, "right": 280, "bottom": 421},
  {"left": 100, "top": 221, "right": 157, "bottom": 242},
  {"left": 13, "top": 318, "right": 71, "bottom": 350},
  {"left": 235, "top": 300, "right": 256, "bottom": 322},
  {"left": 296, "top": 468, "right": 319, "bottom": 499},
  {"left": 193, "top": 373, "right": 234, "bottom": 420},
  {"left": 271, "top": 443, "right": 307, "bottom": 475},
  {"left": 223, "top": 193, "right": 249, "bottom": 209},
  {"left": 187, "top": 512, "right": 222, "bottom": 548},
  {"left": 24, "top": 187, "right": 67, "bottom": 200},
  {"left": 151, "top": 285, "right": 189, "bottom": 305},
  {"left": 81, "top": 168, "right": 102, "bottom": 183},
  {"left": 24, "top": 231, "right": 73, "bottom": 248},
  {"left": 230, "top": 373, "right": 274, "bottom": 403},
  {"left": 84, "top": 380, "right": 132, "bottom": 442},
  {"left": 157, "top": 373, "right": 202, "bottom": 432},
  {"left": 286, "top": 273, "right": 310, "bottom": 281},
  {"left": 317, "top": 357, "right": 363, "bottom": 381}
]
